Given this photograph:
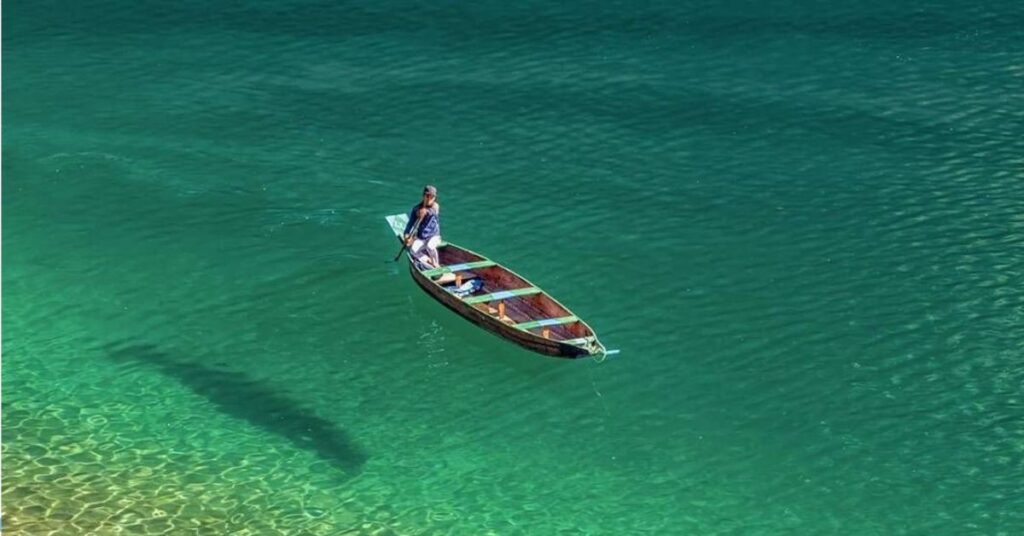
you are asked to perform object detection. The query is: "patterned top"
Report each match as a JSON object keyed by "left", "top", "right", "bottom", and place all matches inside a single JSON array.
[{"left": 403, "top": 203, "right": 440, "bottom": 239}]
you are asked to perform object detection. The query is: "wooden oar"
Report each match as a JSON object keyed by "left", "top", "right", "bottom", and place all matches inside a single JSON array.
[{"left": 393, "top": 213, "right": 425, "bottom": 262}]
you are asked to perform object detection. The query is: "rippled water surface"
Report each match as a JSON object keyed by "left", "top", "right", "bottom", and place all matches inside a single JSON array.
[{"left": 4, "top": 1, "right": 1023, "bottom": 534}]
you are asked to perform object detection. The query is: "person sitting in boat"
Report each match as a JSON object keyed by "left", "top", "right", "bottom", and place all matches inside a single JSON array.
[{"left": 402, "top": 185, "right": 441, "bottom": 268}]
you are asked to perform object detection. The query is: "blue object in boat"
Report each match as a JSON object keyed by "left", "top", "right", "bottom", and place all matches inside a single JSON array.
[{"left": 444, "top": 279, "right": 483, "bottom": 297}]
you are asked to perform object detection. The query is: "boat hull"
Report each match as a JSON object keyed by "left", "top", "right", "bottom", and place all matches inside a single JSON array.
[{"left": 408, "top": 262, "right": 591, "bottom": 358}]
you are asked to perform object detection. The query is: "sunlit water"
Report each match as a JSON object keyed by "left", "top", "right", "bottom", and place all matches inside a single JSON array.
[{"left": 4, "top": 1, "right": 1023, "bottom": 534}]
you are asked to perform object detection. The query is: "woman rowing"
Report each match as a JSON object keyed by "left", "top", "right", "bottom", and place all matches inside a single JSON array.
[{"left": 402, "top": 185, "right": 442, "bottom": 268}]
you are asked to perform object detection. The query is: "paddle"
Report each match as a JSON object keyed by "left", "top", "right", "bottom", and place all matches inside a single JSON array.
[{"left": 393, "top": 212, "right": 425, "bottom": 262}]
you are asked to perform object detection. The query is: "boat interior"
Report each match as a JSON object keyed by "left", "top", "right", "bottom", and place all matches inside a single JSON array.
[{"left": 416, "top": 244, "right": 595, "bottom": 345}]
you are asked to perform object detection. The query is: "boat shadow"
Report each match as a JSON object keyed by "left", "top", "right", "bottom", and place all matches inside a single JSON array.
[{"left": 103, "top": 342, "right": 367, "bottom": 475}]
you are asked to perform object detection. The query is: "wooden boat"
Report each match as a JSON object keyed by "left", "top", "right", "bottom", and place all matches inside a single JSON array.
[{"left": 387, "top": 214, "right": 611, "bottom": 359}]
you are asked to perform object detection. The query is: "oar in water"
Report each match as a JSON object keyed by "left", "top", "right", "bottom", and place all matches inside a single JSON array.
[{"left": 393, "top": 213, "right": 425, "bottom": 262}]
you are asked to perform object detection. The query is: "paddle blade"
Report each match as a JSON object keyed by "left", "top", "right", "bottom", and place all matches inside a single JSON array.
[{"left": 385, "top": 213, "right": 409, "bottom": 238}]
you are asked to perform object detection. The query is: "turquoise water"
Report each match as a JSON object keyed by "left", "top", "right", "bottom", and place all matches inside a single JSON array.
[{"left": 4, "top": 1, "right": 1023, "bottom": 534}]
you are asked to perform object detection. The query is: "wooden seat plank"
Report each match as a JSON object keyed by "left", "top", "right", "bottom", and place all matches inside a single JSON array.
[
  {"left": 463, "top": 287, "right": 542, "bottom": 304},
  {"left": 516, "top": 316, "right": 579, "bottom": 331},
  {"left": 422, "top": 260, "right": 496, "bottom": 277}
]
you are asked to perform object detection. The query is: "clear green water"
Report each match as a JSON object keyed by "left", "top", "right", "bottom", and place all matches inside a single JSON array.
[{"left": 4, "top": 1, "right": 1023, "bottom": 534}]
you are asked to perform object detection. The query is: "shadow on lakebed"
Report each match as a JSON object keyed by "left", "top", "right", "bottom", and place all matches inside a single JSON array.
[{"left": 103, "top": 342, "right": 367, "bottom": 474}]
